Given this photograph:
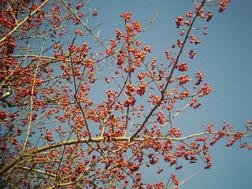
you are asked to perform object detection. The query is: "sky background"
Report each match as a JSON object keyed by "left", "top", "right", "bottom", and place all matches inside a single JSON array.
[{"left": 84, "top": 1, "right": 252, "bottom": 188}]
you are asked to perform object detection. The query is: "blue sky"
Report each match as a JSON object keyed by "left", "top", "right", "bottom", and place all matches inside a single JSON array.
[{"left": 86, "top": 0, "right": 252, "bottom": 188}]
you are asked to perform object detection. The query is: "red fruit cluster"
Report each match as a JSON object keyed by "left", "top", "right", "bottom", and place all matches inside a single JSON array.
[
  {"left": 178, "top": 75, "right": 190, "bottom": 85},
  {"left": 219, "top": 0, "right": 230, "bottom": 13},
  {"left": 171, "top": 173, "right": 180, "bottom": 186},
  {"left": 176, "top": 16, "right": 184, "bottom": 28},
  {"left": 0, "top": 110, "right": 6, "bottom": 120},
  {"left": 178, "top": 63, "right": 188, "bottom": 72},
  {"left": 120, "top": 12, "right": 132, "bottom": 20},
  {"left": 157, "top": 111, "right": 166, "bottom": 124},
  {"left": 226, "top": 132, "right": 244, "bottom": 147},
  {"left": 199, "top": 84, "right": 212, "bottom": 97}
]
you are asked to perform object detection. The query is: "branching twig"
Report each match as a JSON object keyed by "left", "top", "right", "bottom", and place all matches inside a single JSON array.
[{"left": 0, "top": 0, "right": 50, "bottom": 45}]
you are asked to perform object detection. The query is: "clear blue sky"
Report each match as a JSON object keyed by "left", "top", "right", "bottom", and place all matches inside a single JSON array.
[{"left": 86, "top": 1, "right": 252, "bottom": 188}]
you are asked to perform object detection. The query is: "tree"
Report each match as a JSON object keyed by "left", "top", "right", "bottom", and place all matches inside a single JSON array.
[{"left": 0, "top": 0, "right": 251, "bottom": 188}]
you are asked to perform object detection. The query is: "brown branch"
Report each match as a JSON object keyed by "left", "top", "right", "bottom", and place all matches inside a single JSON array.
[
  {"left": 130, "top": 0, "right": 207, "bottom": 140},
  {"left": 16, "top": 166, "right": 56, "bottom": 178},
  {"left": 2, "top": 128, "right": 243, "bottom": 175},
  {"left": 31, "top": 131, "right": 219, "bottom": 154}
]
